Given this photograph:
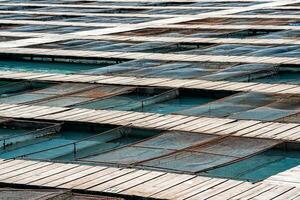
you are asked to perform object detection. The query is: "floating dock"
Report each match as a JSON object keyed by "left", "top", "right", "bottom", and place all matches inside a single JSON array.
[{"left": 0, "top": 0, "right": 299, "bottom": 199}]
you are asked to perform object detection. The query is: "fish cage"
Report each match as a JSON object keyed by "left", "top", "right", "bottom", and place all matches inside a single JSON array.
[
  {"left": 79, "top": 131, "right": 219, "bottom": 165},
  {"left": 0, "top": 120, "right": 160, "bottom": 161},
  {"left": 138, "top": 137, "right": 281, "bottom": 174},
  {"left": 176, "top": 92, "right": 300, "bottom": 121},
  {"left": 75, "top": 87, "right": 225, "bottom": 114},
  {"left": 199, "top": 147, "right": 300, "bottom": 182},
  {"left": 0, "top": 80, "right": 228, "bottom": 114},
  {"left": 0, "top": 119, "right": 61, "bottom": 151},
  {"left": 0, "top": 59, "right": 111, "bottom": 74},
  {"left": 77, "top": 130, "right": 297, "bottom": 182}
]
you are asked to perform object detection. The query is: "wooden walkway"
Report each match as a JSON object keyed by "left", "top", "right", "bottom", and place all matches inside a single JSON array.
[
  {"left": 0, "top": 2, "right": 240, "bottom": 10},
  {"left": 1, "top": 2, "right": 299, "bottom": 11},
  {"left": 0, "top": 0, "right": 299, "bottom": 197},
  {"left": 155, "top": 24, "right": 300, "bottom": 31},
  {"left": 1, "top": 47, "right": 300, "bottom": 65},
  {"left": 1, "top": 10, "right": 300, "bottom": 20},
  {"left": 0, "top": 158, "right": 298, "bottom": 200},
  {"left": 0, "top": 31, "right": 300, "bottom": 46},
  {"left": 0, "top": 103, "right": 299, "bottom": 142},
  {"left": 0, "top": 0, "right": 298, "bottom": 48},
  {"left": 0, "top": 2, "right": 276, "bottom": 10},
  {"left": 1, "top": 70, "right": 300, "bottom": 95},
  {"left": 265, "top": 166, "right": 300, "bottom": 188},
  {"left": 56, "top": 0, "right": 271, "bottom": 2}
]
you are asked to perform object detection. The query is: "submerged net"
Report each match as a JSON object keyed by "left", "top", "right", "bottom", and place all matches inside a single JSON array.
[
  {"left": 2, "top": 126, "right": 154, "bottom": 161},
  {"left": 80, "top": 131, "right": 218, "bottom": 165},
  {"left": 0, "top": 122, "right": 61, "bottom": 151},
  {"left": 177, "top": 92, "right": 275, "bottom": 118},
  {"left": 139, "top": 137, "right": 282, "bottom": 173},
  {"left": 76, "top": 88, "right": 179, "bottom": 112}
]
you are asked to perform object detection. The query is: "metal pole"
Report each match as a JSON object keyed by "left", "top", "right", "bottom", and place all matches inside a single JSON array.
[{"left": 73, "top": 143, "right": 77, "bottom": 159}]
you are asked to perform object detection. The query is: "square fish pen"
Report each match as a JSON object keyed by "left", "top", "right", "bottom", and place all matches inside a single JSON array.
[
  {"left": 0, "top": 120, "right": 160, "bottom": 161},
  {"left": 79, "top": 131, "right": 282, "bottom": 176},
  {"left": 177, "top": 92, "right": 300, "bottom": 121},
  {"left": 0, "top": 119, "right": 61, "bottom": 151}
]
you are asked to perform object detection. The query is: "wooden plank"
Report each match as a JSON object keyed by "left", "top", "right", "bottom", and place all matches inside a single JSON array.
[
  {"left": 187, "top": 180, "right": 243, "bottom": 200},
  {"left": 4, "top": 163, "right": 69, "bottom": 184},
  {"left": 230, "top": 183, "right": 277, "bottom": 200},
  {"left": 5, "top": 2, "right": 293, "bottom": 11},
  {"left": 44, "top": 166, "right": 106, "bottom": 188},
  {"left": 59, "top": 167, "right": 121, "bottom": 189},
  {"left": 162, "top": 24, "right": 300, "bottom": 31},
  {"left": 169, "top": 117, "right": 211, "bottom": 131},
  {"left": 243, "top": 123, "right": 284, "bottom": 138},
  {"left": 252, "top": 185, "right": 295, "bottom": 200},
  {"left": 0, "top": 159, "right": 28, "bottom": 171},
  {"left": 0, "top": 103, "right": 299, "bottom": 142},
  {"left": 130, "top": 114, "right": 165, "bottom": 127},
  {"left": 166, "top": 178, "right": 228, "bottom": 200},
  {"left": 203, "top": 121, "right": 242, "bottom": 134},
  {"left": 2, "top": 71, "right": 300, "bottom": 96},
  {"left": 152, "top": 176, "right": 212, "bottom": 199},
  {"left": 192, "top": 119, "right": 236, "bottom": 133},
  {"left": 259, "top": 124, "right": 300, "bottom": 139},
  {"left": 233, "top": 122, "right": 274, "bottom": 136},
  {"left": 1, "top": 48, "right": 300, "bottom": 65},
  {"left": 89, "top": 170, "right": 150, "bottom": 192},
  {"left": 114, "top": 113, "right": 157, "bottom": 126},
  {"left": 172, "top": 118, "right": 210, "bottom": 131},
  {"left": 272, "top": 187, "right": 300, "bottom": 200},
  {"left": 75, "top": 168, "right": 136, "bottom": 190},
  {"left": 120, "top": 173, "right": 194, "bottom": 197},
  {"left": 157, "top": 116, "right": 200, "bottom": 130},
  {"left": 211, "top": 120, "right": 261, "bottom": 135},
  {"left": 0, "top": 158, "right": 297, "bottom": 199},
  {"left": 274, "top": 126, "right": 300, "bottom": 140},
  {"left": 0, "top": 160, "right": 38, "bottom": 175},
  {"left": 30, "top": 165, "right": 94, "bottom": 186},
  {"left": 149, "top": 115, "right": 192, "bottom": 129},
  {"left": 102, "top": 171, "right": 165, "bottom": 194},
  {"left": 0, "top": 10, "right": 198, "bottom": 19},
  {"left": 0, "top": 161, "right": 52, "bottom": 181},
  {"left": 21, "top": 164, "right": 79, "bottom": 185},
  {"left": 206, "top": 182, "right": 261, "bottom": 200}
]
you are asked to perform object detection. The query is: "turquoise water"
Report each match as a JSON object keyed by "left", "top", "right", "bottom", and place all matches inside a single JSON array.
[
  {"left": 0, "top": 128, "right": 28, "bottom": 140},
  {"left": 77, "top": 94, "right": 216, "bottom": 114},
  {"left": 0, "top": 130, "right": 98, "bottom": 159},
  {"left": 140, "top": 96, "right": 216, "bottom": 114},
  {"left": 1, "top": 123, "right": 300, "bottom": 182},
  {"left": 199, "top": 149, "right": 300, "bottom": 182},
  {"left": 0, "top": 82, "right": 50, "bottom": 103},
  {"left": 255, "top": 71, "right": 300, "bottom": 84},
  {"left": 0, "top": 128, "right": 157, "bottom": 161},
  {"left": 76, "top": 94, "right": 147, "bottom": 111},
  {"left": 0, "top": 60, "right": 108, "bottom": 74}
]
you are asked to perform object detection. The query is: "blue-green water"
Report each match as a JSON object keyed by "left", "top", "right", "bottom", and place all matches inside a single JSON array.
[
  {"left": 139, "top": 96, "right": 216, "bottom": 114},
  {"left": 0, "top": 128, "right": 157, "bottom": 161},
  {"left": 77, "top": 94, "right": 216, "bottom": 114},
  {"left": 0, "top": 82, "right": 51, "bottom": 103},
  {"left": 0, "top": 128, "right": 27, "bottom": 140},
  {"left": 254, "top": 71, "right": 300, "bottom": 84},
  {"left": 76, "top": 94, "right": 147, "bottom": 111},
  {"left": 199, "top": 149, "right": 300, "bottom": 182},
  {"left": 0, "top": 60, "right": 108, "bottom": 74}
]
